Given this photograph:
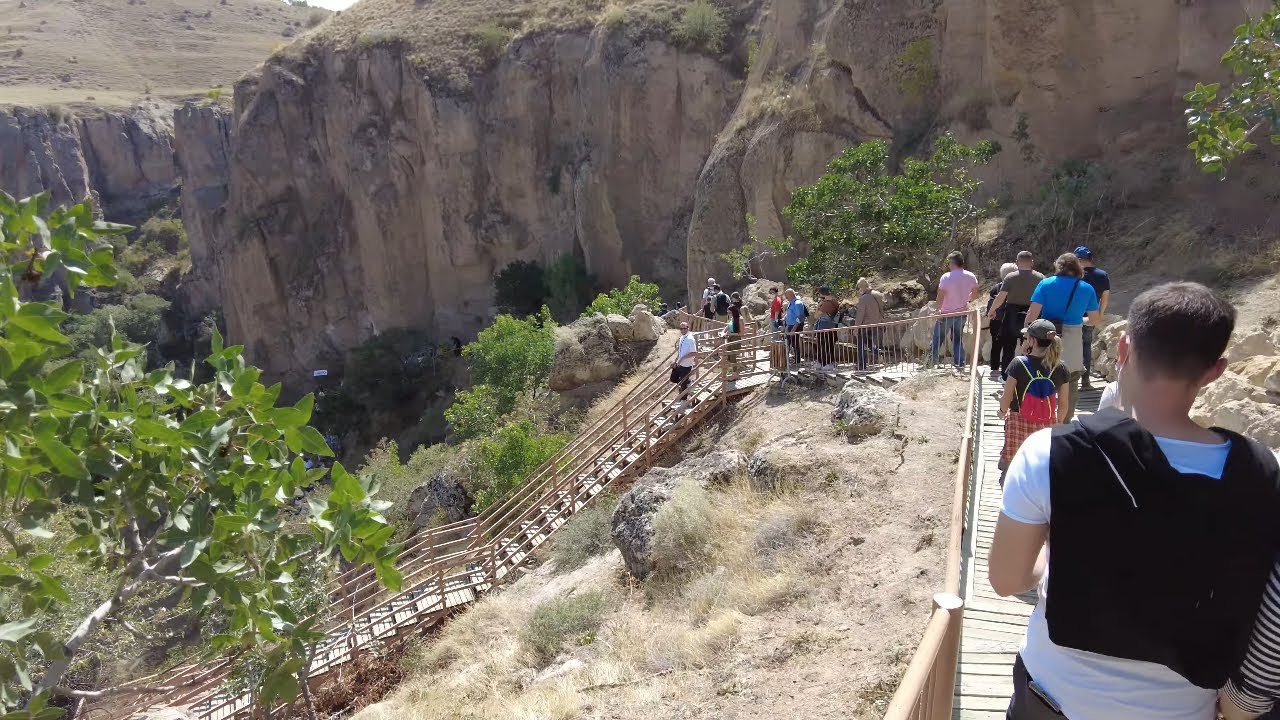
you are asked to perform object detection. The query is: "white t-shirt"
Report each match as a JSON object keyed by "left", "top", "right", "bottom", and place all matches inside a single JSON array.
[
  {"left": 676, "top": 333, "right": 697, "bottom": 367},
  {"left": 1001, "top": 428, "right": 1232, "bottom": 720},
  {"left": 1098, "top": 381, "right": 1122, "bottom": 412}
]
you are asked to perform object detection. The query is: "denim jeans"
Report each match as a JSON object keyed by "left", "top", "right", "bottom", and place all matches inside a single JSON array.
[
  {"left": 1081, "top": 325, "right": 1094, "bottom": 374},
  {"left": 931, "top": 315, "right": 967, "bottom": 367},
  {"left": 857, "top": 328, "right": 881, "bottom": 370}
]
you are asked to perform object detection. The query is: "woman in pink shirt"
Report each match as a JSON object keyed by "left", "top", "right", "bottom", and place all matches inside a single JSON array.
[{"left": 931, "top": 251, "right": 980, "bottom": 368}]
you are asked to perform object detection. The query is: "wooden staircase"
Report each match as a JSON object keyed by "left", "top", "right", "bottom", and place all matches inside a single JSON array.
[{"left": 106, "top": 316, "right": 773, "bottom": 720}]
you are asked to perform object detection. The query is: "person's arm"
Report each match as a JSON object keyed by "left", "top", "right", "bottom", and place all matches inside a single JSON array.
[
  {"left": 1085, "top": 309, "right": 1102, "bottom": 327},
  {"left": 1220, "top": 563, "right": 1280, "bottom": 719},
  {"left": 1024, "top": 303, "right": 1042, "bottom": 325},
  {"left": 969, "top": 279, "right": 981, "bottom": 303},
  {"left": 1098, "top": 289, "right": 1111, "bottom": 317},
  {"left": 988, "top": 290, "right": 1009, "bottom": 319},
  {"left": 998, "top": 375, "right": 1018, "bottom": 418},
  {"left": 990, "top": 517, "right": 1048, "bottom": 596},
  {"left": 1057, "top": 382, "right": 1071, "bottom": 424}
]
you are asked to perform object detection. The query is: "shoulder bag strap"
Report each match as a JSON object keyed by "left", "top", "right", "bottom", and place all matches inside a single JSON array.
[{"left": 1060, "top": 278, "right": 1081, "bottom": 319}]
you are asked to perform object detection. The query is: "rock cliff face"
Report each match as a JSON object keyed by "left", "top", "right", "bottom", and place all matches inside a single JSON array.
[
  {"left": 685, "top": 0, "right": 1274, "bottom": 293},
  {"left": 183, "top": 38, "right": 734, "bottom": 385},
  {"left": 0, "top": 105, "right": 180, "bottom": 223}
]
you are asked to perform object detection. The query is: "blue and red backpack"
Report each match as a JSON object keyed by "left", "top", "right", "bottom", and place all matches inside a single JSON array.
[{"left": 1016, "top": 356, "right": 1058, "bottom": 424}]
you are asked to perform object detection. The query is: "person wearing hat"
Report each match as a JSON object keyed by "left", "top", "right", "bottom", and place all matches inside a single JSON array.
[
  {"left": 996, "top": 319, "right": 1070, "bottom": 485},
  {"left": 1075, "top": 246, "right": 1111, "bottom": 390}
]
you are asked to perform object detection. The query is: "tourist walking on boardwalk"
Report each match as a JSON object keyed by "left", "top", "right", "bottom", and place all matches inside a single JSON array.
[
  {"left": 931, "top": 251, "right": 980, "bottom": 369},
  {"left": 783, "top": 288, "right": 806, "bottom": 365},
  {"left": 670, "top": 321, "right": 698, "bottom": 405},
  {"left": 769, "top": 286, "right": 784, "bottom": 330},
  {"left": 701, "top": 277, "right": 716, "bottom": 320},
  {"left": 1075, "top": 246, "right": 1111, "bottom": 391},
  {"left": 987, "top": 262, "right": 1019, "bottom": 379},
  {"left": 854, "top": 277, "right": 885, "bottom": 371},
  {"left": 989, "top": 282, "right": 1280, "bottom": 720},
  {"left": 1025, "top": 253, "right": 1100, "bottom": 422},
  {"left": 725, "top": 292, "right": 747, "bottom": 374},
  {"left": 996, "top": 319, "right": 1069, "bottom": 486},
  {"left": 814, "top": 286, "right": 839, "bottom": 373},
  {"left": 712, "top": 284, "right": 731, "bottom": 324},
  {"left": 989, "top": 250, "right": 1046, "bottom": 379}
]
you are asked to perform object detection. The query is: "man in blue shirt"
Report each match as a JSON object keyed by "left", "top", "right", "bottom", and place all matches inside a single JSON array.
[
  {"left": 1075, "top": 246, "right": 1111, "bottom": 390},
  {"left": 1025, "top": 253, "right": 1101, "bottom": 421},
  {"left": 783, "top": 288, "right": 806, "bottom": 364}
]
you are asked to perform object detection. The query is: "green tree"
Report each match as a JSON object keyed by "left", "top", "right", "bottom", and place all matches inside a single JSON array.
[
  {"left": 780, "top": 133, "right": 999, "bottom": 292},
  {"left": 0, "top": 192, "right": 397, "bottom": 715},
  {"left": 462, "top": 309, "right": 555, "bottom": 415},
  {"left": 720, "top": 214, "right": 793, "bottom": 281},
  {"left": 1185, "top": 2, "right": 1280, "bottom": 173},
  {"left": 544, "top": 253, "right": 595, "bottom": 322},
  {"left": 345, "top": 327, "right": 436, "bottom": 411},
  {"left": 473, "top": 420, "right": 569, "bottom": 510},
  {"left": 493, "top": 259, "right": 547, "bottom": 318},
  {"left": 443, "top": 384, "right": 502, "bottom": 439},
  {"left": 584, "top": 276, "right": 661, "bottom": 317}
]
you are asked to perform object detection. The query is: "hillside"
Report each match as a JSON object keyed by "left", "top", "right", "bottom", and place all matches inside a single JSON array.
[{"left": 0, "top": 0, "right": 326, "bottom": 108}]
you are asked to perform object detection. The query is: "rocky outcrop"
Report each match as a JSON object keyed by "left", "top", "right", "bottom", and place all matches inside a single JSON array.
[
  {"left": 611, "top": 450, "right": 746, "bottom": 579},
  {"left": 405, "top": 470, "right": 473, "bottom": 530},
  {"left": 0, "top": 105, "right": 181, "bottom": 223},
  {"left": 179, "top": 38, "right": 736, "bottom": 388},
  {"left": 833, "top": 383, "right": 895, "bottom": 439},
  {"left": 548, "top": 309, "right": 665, "bottom": 399},
  {"left": 173, "top": 104, "right": 234, "bottom": 315}
]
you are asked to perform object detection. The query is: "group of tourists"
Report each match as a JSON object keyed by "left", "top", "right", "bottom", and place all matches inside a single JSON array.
[{"left": 990, "top": 280, "right": 1280, "bottom": 720}]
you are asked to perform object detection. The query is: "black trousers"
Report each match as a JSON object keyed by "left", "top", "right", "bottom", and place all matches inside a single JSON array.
[
  {"left": 992, "top": 305, "right": 1029, "bottom": 376},
  {"left": 1007, "top": 655, "right": 1065, "bottom": 719}
]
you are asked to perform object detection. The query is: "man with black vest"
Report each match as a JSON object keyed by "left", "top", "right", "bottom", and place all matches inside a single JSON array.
[{"left": 989, "top": 282, "right": 1280, "bottom": 719}]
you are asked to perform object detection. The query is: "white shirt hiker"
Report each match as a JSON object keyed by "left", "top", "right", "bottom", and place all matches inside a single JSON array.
[
  {"left": 676, "top": 333, "right": 697, "bottom": 367},
  {"left": 1001, "top": 429, "right": 1232, "bottom": 720}
]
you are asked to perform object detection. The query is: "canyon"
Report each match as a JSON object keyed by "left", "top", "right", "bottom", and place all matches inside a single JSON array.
[{"left": 2, "top": 0, "right": 1278, "bottom": 390}]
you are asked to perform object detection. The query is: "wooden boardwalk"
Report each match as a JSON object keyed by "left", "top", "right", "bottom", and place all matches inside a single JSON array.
[{"left": 954, "top": 375, "right": 1105, "bottom": 718}]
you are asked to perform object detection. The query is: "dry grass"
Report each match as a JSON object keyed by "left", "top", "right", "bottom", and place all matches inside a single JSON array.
[
  {"left": 0, "top": 0, "right": 324, "bottom": 108},
  {"left": 309, "top": 0, "right": 740, "bottom": 94},
  {"left": 721, "top": 72, "right": 817, "bottom": 139}
]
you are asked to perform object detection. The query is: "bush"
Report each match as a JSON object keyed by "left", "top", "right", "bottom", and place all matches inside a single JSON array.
[
  {"left": 306, "top": 9, "right": 326, "bottom": 28},
  {"left": 63, "top": 294, "right": 170, "bottom": 364},
  {"left": 544, "top": 253, "right": 595, "bottom": 322},
  {"left": 463, "top": 311, "right": 555, "bottom": 414},
  {"left": 494, "top": 259, "right": 548, "bottom": 318},
  {"left": 473, "top": 23, "right": 514, "bottom": 59},
  {"left": 550, "top": 494, "right": 617, "bottom": 572},
  {"left": 473, "top": 420, "right": 569, "bottom": 510},
  {"left": 138, "top": 216, "right": 187, "bottom": 253},
  {"left": 584, "top": 275, "right": 661, "bottom": 317},
  {"left": 346, "top": 328, "right": 438, "bottom": 411},
  {"left": 651, "top": 482, "right": 722, "bottom": 578},
  {"left": 205, "top": 87, "right": 223, "bottom": 103},
  {"left": 522, "top": 592, "right": 609, "bottom": 666},
  {"left": 672, "top": 0, "right": 728, "bottom": 54},
  {"left": 443, "top": 384, "right": 502, "bottom": 439}
]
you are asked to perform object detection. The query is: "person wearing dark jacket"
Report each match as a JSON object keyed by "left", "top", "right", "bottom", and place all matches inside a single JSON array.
[{"left": 988, "top": 262, "right": 1019, "bottom": 379}]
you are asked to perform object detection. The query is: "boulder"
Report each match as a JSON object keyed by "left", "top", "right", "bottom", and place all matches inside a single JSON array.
[
  {"left": 1192, "top": 371, "right": 1280, "bottom": 449},
  {"left": 1092, "top": 319, "right": 1128, "bottom": 382},
  {"left": 610, "top": 450, "right": 746, "bottom": 579},
  {"left": 1229, "top": 355, "right": 1280, "bottom": 392},
  {"left": 548, "top": 316, "right": 628, "bottom": 392},
  {"left": 628, "top": 306, "right": 662, "bottom": 342},
  {"left": 662, "top": 309, "right": 684, "bottom": 329},
  {"left": 605, "top": 313, "right": 635, "bottom": 342},
  {"left": 406, "top": 470, "right": 474, "bottom": 530},
  {"left": 832, "top": 382, "right": 895, "bottom": 438},
  {"left": 1228, "top": 330, "right": 1279, "bottom": 364},
  {"left": 739, "top": 278, "right": 783, "bottom": 317},
  {"left": 881, "top": 280, "right": 927, "bottom": 310}
]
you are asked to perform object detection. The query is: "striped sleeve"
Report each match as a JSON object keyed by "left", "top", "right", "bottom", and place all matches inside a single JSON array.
[{"left": 1225, "top": 561, "right": 1280, "bottom": 715}]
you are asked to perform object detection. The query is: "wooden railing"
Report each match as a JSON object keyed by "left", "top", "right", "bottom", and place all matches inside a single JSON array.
[
  {"left": 98, "top": 309, "right": 981, "bottom": 720},
  {"left": 883, "top": 308, "right": 983, "bottom": 720}
]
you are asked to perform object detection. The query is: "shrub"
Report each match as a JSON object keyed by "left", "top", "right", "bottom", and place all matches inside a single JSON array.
[
  {"left": 550, "top": 494, "right": 617, "bottom": 572},
  {"left": 651, "top": 482, "right": 723, "bottom": 578},
  {"left": 672, "top": 0, "right": 728, "bottom": 54},
  {"left": 544, "top": 253, "right": 596, "bottom": 322},
  {"left": 494, "top": 259, "right": 548, "bottom": 318},
  {"left": 346, "top": 328, "right": 438, "bottom": 411},
  {"left": 63, "top": 294, "right": 170, "bottom": 364},
  {"left": 444, "top": 384, "right": 502, "bottom": 439},
  {"left": 897, "top": 37, "right": 938, "bottom": 102},
  {"left": 306, "top": 9, "right": 326, "bottom": 28},
  {"left": 138, "top": 216, "right": 187, "bottom": 253},
  {"left": 43, "top": 104, "right": 72, "bottom": 125},
  {"left": 472, "top": 420, "right": 569, "bottom": 510},
  {"left": 522, "top": 592, "right": 609, "bottom": 666},
  {"left": 474, "top": 23, "right": 514, "bottom": 59},
  {"left": 584, "top": 275, "right": 661, "bottom": 317},
  {"left": 205, "top": 87, "right": 223, "bottom": 103},
  {"left": 600, "top": 3, "right": 626, "bottom": 30}
]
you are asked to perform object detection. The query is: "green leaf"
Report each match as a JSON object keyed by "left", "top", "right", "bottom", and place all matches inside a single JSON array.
[
  {"left": 259, "top": 657, "right": 302, "bottom": 704},
  {"left": 214, "top": 515, "right": 251, "bottom": 534},
  {"left": 179, "top": 540, "right": 202, "bottom": 568},
  {"left": 295, "top": 426, "right": 332, "bottom": 456},
  {"left": 328, "top": 463, "right": 365, "bottom": 504},
  {"left": 28, "top": 554, "right": 53, "bottom": 572},
  {"left": 33, "top": 425, "right": 88, "bottom": 481},
  {"left": 0, "top": 616, "right": 39, "bottom": 643},
  {"left": 374, "top": 559, "right": 403, "bottom": 591},
  {"left": 41, "top": 360, "right": 83, "bottom": 393}
]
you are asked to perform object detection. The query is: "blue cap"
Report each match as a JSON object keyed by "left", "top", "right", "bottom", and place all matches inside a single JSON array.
[{"left": 1074, "top": 246, "right": 1093, "bottom": 259}]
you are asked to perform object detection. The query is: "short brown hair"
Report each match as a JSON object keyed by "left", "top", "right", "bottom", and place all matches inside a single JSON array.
[
  {"left": 1128, "top": 282, "right": 1235, "bottom": 381},
  {"left": 1017, "top": 250, "right": 1034, "bottom": 262},
  {"left": 1053, "top": 253, "right": 1082, "bottom": 278},
  {"left": 947, "top": 250, "right": 965, "bottom": 268}
]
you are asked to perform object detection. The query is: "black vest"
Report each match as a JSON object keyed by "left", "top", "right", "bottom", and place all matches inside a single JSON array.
[{"left": 1046, "top": 409, "right": 1280, "bottom": 688}]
